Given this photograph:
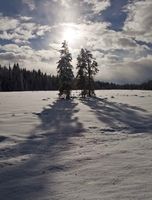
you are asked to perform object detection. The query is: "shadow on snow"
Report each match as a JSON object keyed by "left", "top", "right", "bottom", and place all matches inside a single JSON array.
[
  {"left": 0, "top": 99, "right": 84, "bottom": 200},
  {"left": 81, "top": 96, "right": 152, "bottom": 134}
]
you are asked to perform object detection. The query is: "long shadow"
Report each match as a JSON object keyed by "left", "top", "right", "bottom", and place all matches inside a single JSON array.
[
  {"left": 0, "top": 99, "right": 84, "bottom": 200},
  {"left": 82, "top": 97, "right": 152, "bottom": 134}
]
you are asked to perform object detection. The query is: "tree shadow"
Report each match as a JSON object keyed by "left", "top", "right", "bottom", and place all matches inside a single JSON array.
[
  {"left": 82, "top": 97, "right": 152, "bottom": 134},
  {"left": 0, "top": 99, "right": 84, "bottom": 200}
]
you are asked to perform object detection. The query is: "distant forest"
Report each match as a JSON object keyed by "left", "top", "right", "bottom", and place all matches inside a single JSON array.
[{"left": 0, "top": 63, "right": 152, "bottom": 91}]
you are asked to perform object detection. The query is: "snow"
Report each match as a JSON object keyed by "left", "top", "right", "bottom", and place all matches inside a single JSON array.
[{"left": 0, "top": 90, "right": 152, "bottom": 200}]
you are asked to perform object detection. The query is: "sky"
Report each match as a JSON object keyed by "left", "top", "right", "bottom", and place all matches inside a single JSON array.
[{"left": 0, "top": 0, "right": 152, "bottom": 84}]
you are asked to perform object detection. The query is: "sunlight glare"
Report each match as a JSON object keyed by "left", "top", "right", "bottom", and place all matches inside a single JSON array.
[{"left": 62, "top": 26, "right": 81, "bottom": 45}]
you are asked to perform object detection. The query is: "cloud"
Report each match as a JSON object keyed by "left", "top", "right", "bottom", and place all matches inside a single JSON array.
[
  {"left": 0, "top": 16, "right": 18, "bottom": 31},
  {"left": 51, "top": 0, "right": 110, "bottom": 12},
  {"left": 19, "top": 16, "right": 33, "bottom": 21},
  {"left": 22, "top": 0, "right": 36, "bottom": 10},
  {"left": 52, "top": 0, "right": 72, "bottom": 8},
  {"left": 0, "top": 15, "right": 52, "bottom": 44},
  {"left": 0, "top": 43, "right": 59, "bottom": 73},
  {"left": 0, "top": 52, "right": 26, "bottom": 61},
  {"left": 0, "top": 44, "right": 58, "bottom": 61},
  {"left": 97, "top": 55, "right": 152, "bottom": 84},
  {"left": 83, "top": 0, "right": 110, "bottom": 14},
  {"left": 124, "top": 0, "right": 152, "bottom": 43}
]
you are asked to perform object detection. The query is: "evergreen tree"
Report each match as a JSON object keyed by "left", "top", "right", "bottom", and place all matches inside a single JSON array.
[
  {"left": 85, "top": 49, "right": 99, "bottom": 96},
  {"left": 76, "top": 48, "right": 87, "bottom": 97},
  {"left": 76, "top": 49, "right": 99, "bottom": 97},
  {"left": 57, "top": 41, "right": 74, "bottom": 99}
]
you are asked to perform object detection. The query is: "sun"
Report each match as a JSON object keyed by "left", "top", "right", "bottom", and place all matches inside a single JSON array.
[{"left": 62, "top": 26, "right": 80, "bottom": 45}]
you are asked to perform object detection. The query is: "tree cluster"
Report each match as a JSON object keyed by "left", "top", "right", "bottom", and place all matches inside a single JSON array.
[{"left": 57, "top": 41, "right": 99, "bottom": 99}]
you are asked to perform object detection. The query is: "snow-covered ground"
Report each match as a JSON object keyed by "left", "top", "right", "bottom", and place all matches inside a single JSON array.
[{"left": 0, "top": 90, "right": 152, "bottom": 200}]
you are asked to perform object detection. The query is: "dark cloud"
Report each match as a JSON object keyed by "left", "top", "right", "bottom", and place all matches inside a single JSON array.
[{"left": 0, "top": 52, "right": 26, "bottom": 60}]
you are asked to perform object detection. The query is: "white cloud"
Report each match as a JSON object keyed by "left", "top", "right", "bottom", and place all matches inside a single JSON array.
[
  {"left": 124, "top": 0, "right": 152, "bottom": 43},
  {"left": 0, "top": 15, "right": 52, "bottom": 44},
  {"left": 83, "top": 0, "right": 110, "bottom": 14},
  {"left": 0, "top": 44, "right": 58, "bottom": 61},
  {"left": 0, "top": 16, "right": 18, "bottom": 31},
  {"left": 19, "top": 16, "right": 33, "bottom": 21}
]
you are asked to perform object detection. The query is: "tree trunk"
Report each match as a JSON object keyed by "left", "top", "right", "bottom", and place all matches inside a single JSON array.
[{"left": 88, "top": 65, "right": 91, "bottom": 97}]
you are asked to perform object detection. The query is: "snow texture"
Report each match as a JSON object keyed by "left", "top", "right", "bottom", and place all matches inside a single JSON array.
[{"left": 0, "top": 90, "right": 152, "bottom": 200}]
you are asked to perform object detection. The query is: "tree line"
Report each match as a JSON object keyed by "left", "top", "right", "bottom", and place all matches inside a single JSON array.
[
  {"left": 0, "top": 63, "right": 59, "bottom": 91},
  {"left": 0, "top": 63, "right": 151, "bottom": 92},
  {"left": 0, "top": 41, "right": 151, "bottom": 94},
  {"left": 94, "top": 81, "right": 152, "bottom": 90}
]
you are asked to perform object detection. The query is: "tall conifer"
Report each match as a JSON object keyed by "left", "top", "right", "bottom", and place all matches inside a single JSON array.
[
  {"left": 76, "top": 48, "right": 87, "bottom": 97},
  {"left": 85, "top": 49, "right": 99, "bottom": 96},
  {"left": 57, "top": 41, "right": 74, "bottom": 99},
  {"left": 76, "top": 49, "right": 99, "bottom": 97}
]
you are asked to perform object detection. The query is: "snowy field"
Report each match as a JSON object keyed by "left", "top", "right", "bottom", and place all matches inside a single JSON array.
[{"left": 0, "top": 90, "right": 152, "bottom": 200}]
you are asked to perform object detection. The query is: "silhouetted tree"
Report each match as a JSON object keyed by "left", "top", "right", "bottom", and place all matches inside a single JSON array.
[
  {"left": 76, "top": 48, "right": 87, "bottom": 97},
  {"left": 57, "top": 41, "right": 74, "bottom": 99},
  {"left": 85, "top": 49, "right": 99, "bottom": 96},
  {"left": 76, "top": 49, "right": 99, "bottom": 97}
]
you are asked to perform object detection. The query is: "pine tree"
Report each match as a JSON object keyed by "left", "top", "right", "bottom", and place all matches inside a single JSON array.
[
  {"left": 85, "top": 49, "right": 99, "bottom": 96},
  {"left": 76, "top": 49, "right": 99, "bottom": 97},
  {"left": 57, "top": 41, "right": 74, "bottom": 99},
  {"left": 76, "top": 48, "right": 87, "bottom": 97}
]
